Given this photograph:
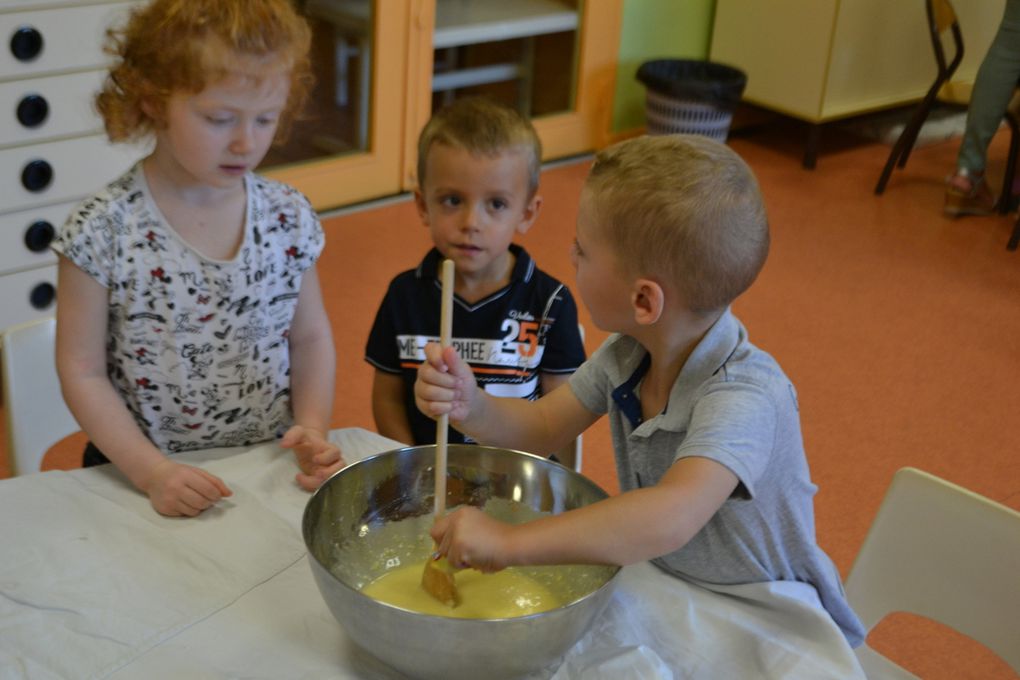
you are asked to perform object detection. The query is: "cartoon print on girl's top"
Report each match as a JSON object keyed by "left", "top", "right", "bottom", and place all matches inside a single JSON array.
[
  {"left": 52, "top": 0, "right": 345, "bottom": 519},
  {"left": 62, "top": 175, "right": 323, "bottom": 450}
]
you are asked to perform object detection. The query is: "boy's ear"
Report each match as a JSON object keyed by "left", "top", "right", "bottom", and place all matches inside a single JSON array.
[
  {"left": 414, "top": 190, "right": 430, "bottom": 226},
  {"left": 516, "top": 193, "right": 542, "bottom": 235},
  {"left": 631, "top": 278, "right": 664, "bottom": 326}
]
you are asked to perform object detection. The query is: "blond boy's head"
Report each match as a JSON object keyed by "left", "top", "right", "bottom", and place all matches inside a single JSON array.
[
  {"left": 583, "top": 134, "right": 769, "bottom": 314},
  {"left": 417, "top": 97, "right": 542, "bottom": 197}
]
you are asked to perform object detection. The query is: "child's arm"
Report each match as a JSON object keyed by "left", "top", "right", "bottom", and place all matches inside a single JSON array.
[
  {"left": 283, "top": 265, "right": 345, "bottom": 490},
  {"left": 419, "top": 340, "right": 740, "bottom": 571},
  {"left": 55, "top": 258, "right": 231, "bottom": 516},
  {"left": 416, "top": 343, "right": 596, "bottom": 455},
  {"left": 433, "top": 455, "right": 739, "bottom": 572},
  {"left": 371, "top": 370, "right": 414, "bottom": 444}
]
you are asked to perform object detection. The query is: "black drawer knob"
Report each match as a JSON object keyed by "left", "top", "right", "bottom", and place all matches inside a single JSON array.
[
  {"left": 17, "top": 94, "right": 49, "bottom": 128},
  {"left": 10, "top": 26, "right": 43, "bottom": 62},
  {"left": 21, "top": 159, "right": 53, "bottom": 192},
  {"left": 24, "top": 220, "right": 55, "bottom": 252},
  {"left": 29, "top": 282, "right": 56, "bottom": 310}
]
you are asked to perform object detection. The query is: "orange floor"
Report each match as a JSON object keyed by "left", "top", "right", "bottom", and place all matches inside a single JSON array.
[{"left": 4, "top": 119, "right": 1019, "bottom": 679}]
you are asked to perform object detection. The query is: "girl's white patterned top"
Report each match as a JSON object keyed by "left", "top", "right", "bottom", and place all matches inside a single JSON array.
[{"left": 53, "top": 163, "right": 324, "bottom": 453}]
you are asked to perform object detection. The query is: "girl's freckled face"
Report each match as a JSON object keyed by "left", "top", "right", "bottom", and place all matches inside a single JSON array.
[{"left": 151, "top": 67, "right": 291, "bottom": 190}]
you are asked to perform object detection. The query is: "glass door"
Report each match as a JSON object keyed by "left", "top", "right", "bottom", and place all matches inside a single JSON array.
[
  {"left": 259, "top": 1, "right": 623, "bottom": 208},
  {"left": 402, "top": 0, "right": 623, "bottom": 190},
  {"left": 261, "top": 1, "right": 408, "bottom": 211}
]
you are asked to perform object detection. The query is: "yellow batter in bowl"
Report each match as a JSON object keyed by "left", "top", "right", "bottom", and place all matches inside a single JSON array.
[{"left": 362, "top": 561, "right": 564, "bottom": 618}]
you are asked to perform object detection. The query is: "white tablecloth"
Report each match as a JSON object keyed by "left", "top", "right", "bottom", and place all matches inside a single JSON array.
[{"left": 0, "top": 428, "right": 865, "bottom": 679}]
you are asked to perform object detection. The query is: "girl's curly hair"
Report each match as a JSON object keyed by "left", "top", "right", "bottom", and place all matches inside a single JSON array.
[{"left": 96, "top": 0, "right": 313, "bottom": 144}]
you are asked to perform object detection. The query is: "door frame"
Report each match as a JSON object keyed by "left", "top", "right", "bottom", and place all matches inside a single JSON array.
[
  {"left": 266, "top": 1, "right": 409, "bottom": 211},
  {"left": 267, "top": 0, "right": 623, "bottom": 208},
  {"left": 401, "top": 0, "right": 622, "bottom": 191}
]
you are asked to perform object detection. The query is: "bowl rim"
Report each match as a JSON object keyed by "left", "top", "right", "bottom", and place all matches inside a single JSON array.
[{"left": 302, "top": 444, "right": 623, "bottom": 623}]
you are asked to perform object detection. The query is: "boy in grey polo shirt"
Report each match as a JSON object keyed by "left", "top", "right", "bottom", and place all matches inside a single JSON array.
[{"left": 414, "top": 134, "right": 865, "bottom": 646}]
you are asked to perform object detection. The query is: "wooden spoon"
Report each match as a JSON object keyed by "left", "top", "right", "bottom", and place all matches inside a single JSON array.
[{"left": 422, "top": 258, "right": 459, "bottom": 607}]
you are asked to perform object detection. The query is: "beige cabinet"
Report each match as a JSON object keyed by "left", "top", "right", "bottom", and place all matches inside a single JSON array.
[{"left": 710, "top": 0, "right": 1005, "bottom": 166}]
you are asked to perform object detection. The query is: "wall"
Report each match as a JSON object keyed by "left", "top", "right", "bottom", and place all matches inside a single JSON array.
[{"left": 611, "top": 0, "right": 716, "bottom": 135}]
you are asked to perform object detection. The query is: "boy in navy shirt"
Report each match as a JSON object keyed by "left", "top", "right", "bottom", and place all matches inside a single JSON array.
[{"left": 366, "top": 97, "right": 585, "bottom": 464}]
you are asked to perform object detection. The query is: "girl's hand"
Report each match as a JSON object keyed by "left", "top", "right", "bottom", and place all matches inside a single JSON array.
[
  {"left": 415, "top": 343, "right": 478, "bottom": 423},
  {"left": 280, "top": 425, "right": 346, "bottom": 491},
  {"left": 431, "top": 506, "right": 515, "bottom": 573},
  {"left": 143, "top": 459, "right": 232, "bottom": 517},
  {"left": 294, "top": 458, "right": 346, "bottom": 492}
]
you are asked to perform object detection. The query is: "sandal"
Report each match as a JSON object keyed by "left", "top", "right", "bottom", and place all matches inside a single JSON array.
[{"left": 944, "top": 170, "right": 996, "bottom": 217}]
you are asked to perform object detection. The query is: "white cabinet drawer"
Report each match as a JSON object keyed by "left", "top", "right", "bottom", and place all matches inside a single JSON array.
[
  {"left": 0, "top": 70, "right": 104, "bottom": 147},
  {"left": 0, "top": 133, "right": 143, "bottom": 212},
  {"left": 0, "top": 3, "right": 135, "bottom": 79},
  {"left": 0, "top": 263, "right": 56, "bottom": 330},
  {"left": 0, "top": 199, "right": 74, "bottom": 274}
]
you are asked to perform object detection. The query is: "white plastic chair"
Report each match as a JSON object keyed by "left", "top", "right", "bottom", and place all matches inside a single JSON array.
[
  {"left": 2, "top": 317, "right": 80, "bottom": 476},
  {"left": 844, "top": 467, "right": 1020, "bottom": 678}
]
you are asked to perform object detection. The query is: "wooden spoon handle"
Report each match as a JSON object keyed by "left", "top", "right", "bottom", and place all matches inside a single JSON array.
[{"left": 434, "top": 259, "right": 454, "bottom": 517}]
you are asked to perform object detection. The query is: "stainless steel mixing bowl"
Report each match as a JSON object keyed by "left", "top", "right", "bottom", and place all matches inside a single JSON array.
[{"left": 303, "top": 444, "right": 620, "bottom": 680}]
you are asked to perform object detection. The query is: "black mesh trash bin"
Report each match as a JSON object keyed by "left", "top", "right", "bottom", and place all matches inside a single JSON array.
[{"left": 636, "top": 59, "right": 747, "bottom": 141}]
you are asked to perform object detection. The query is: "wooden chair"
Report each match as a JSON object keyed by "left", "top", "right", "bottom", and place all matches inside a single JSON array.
[
  {"left": 1, "top": 317, "right": 79, "bottom": 475},
  {"left": 874, "top": 0, "right": 1019, "bottom": 217},
  {"left": 845, "top": 467, "right": 1020, "bottom": 677}
]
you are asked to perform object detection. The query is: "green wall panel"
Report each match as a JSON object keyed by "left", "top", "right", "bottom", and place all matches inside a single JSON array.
[{"left": 612, "top": 0, "right": 716, "bottom": 133}]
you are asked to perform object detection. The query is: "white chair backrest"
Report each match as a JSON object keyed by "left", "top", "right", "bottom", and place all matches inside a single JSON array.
[
  {"left": 2, "top": 317, "right": 79, "bottom": 476},
  {"left": 845, "top": 467, "right": 1020, "bottom": 677}
]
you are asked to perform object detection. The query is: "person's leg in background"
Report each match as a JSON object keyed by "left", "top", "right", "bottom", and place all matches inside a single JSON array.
[{"left": 946, "top": 0, "right": 1020, "bottom": 216}]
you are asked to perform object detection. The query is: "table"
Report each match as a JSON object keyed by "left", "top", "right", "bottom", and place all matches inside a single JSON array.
[{"left": 0, "top": 428, "right": 865, "bottom": 679}]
